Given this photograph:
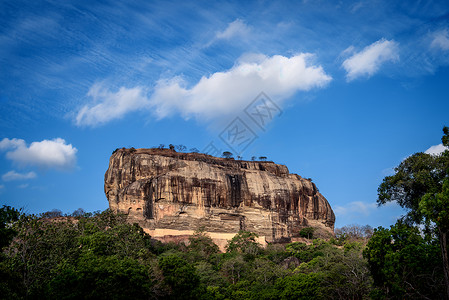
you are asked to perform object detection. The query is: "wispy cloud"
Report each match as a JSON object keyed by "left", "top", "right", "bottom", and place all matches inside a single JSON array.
[
  {"left": 150, "top": 53, "right": 331, "bottom": 120},
  {"left": 350, "top": 1, "right": 365, "bottom": 13},
  {"left": 0, "top": 138, "right": 77, "bottom": 169},
  {"left": 216, "top": 19, "right": 251, "bottom": 40},
  {"left": 431, "top": 29, "right": 449, "bottom": 51},
  {"left": 334, "top": 201, "right": 377, "bottom": 217},
  {"left": 2, "top": 170, "right": 36, "bottom": 181},
  {"left": 3, "top": 1, "right": 448, "bottom": 132},
  {"left": 203, "top": 19, "right": 252, "bottom": 48},
  {"left": 425, "top": 143, "right": 448, "bottom": 156},
  {"left": 342, "top": 39, "right": 399, "bottom": 81},
  {"left": 75, "top": 83, "right": 150, "bottom": 127}
]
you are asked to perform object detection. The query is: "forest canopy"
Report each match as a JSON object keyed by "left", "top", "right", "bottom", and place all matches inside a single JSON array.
[{"left": 0, "top": 206, "right": 446, "bottom": 299}]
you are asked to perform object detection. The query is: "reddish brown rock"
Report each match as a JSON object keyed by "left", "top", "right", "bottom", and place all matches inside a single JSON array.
[{"left": 104, "top": 148, "right": 335, "bottom": 248}]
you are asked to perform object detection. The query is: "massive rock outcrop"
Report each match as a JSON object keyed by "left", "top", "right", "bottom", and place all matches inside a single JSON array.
[{"left": 104, "top": 148, "right": 335, "bottom": 248}]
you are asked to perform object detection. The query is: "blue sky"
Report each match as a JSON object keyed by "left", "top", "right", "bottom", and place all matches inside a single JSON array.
[{"left": 1, "top": 0, "right": 449, "bottom": 228}]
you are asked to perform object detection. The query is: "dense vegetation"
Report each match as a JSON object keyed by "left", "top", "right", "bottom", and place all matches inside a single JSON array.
[
  {"left": 0, "top": 206, "right": 446, "bottom": 299},
  {"left": 376, "top": 126, "right": 449, "bottom": 299}
]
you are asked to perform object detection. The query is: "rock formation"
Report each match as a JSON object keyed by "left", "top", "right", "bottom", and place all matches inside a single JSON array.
[{"left": 104, "top": 148, "right": 335, "bottom": 249}]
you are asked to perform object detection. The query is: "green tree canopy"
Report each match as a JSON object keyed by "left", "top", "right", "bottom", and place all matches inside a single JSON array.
[
  {"left": 364, "top": 221, "right": 444, "bottom": 299},
  {"left": 299, "top": 227, "right": 315, "bottom": 239},
  {"left": 158, "top": 253, "right": 201, "bottom": 299},
  {"left": 222, "top": 151, "right": 233, "bottom": 159},
  {"left": 377, "top": 127, "right": 449, "bottom": 297},
  {"left": 0, "top": 205, "right": 21, "bottom": 249},
  {"left": 226, "top": 231, "right": 262, "bottom": 258}
]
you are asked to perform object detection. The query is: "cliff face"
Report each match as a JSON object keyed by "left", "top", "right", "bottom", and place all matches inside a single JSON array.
[{"left": 104, "top": 148, "right": 335, "bottom": 246}]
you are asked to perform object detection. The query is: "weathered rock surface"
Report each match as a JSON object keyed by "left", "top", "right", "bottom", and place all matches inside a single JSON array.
[{"left": 104, "top": 148, "right": 335, "bottom": 248}]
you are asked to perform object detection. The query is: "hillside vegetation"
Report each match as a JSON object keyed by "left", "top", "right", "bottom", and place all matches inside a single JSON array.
[{"left": 0, "top": 207, "right": 446, "bottom": 299}]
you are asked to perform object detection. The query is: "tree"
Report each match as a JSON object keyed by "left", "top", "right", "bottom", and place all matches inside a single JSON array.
[
  {"left": 275, "top": 272, "right": 324, "bottom": 299},
  {"left": 169, "top": 144, "right": 175, "bottom": 151},
  {"left": 364, "top": 221, "right": 444, "bottom": 299},
  {"left": 299, "top": 227, "right": 315, "bottom": 239},
  {"left": 249, "top": 257, "right": 286, "bottom": 285},
  {"left": 335, "top": 224, "right": 373, "bottom": 242},
  {"left": 176, "top": 144, "right": 187, "bottom": 152},
  {"left": 158, "top": 253, "right": 200, "bottom": 299},
  {"left": 3, "top": 209, "right": 155, "bottom": 298},
  {"left": 323, "top": 244, "right": 373, "bottom": 299},
  {"left": 0, "top": 205, "right": 21, "bottom": 249},
  {"left": 221, "top": 255, "right": 247, "bottom": 284},
  {"left": 420, "top": 177, "right": 449, "bottom": 297},
  {"left": 222, "top": 151, "right": 233, "bottom": 159},
  {"left": 377, "top": 127, "right": 449, "bottom": 298},
  {"left": 226, "top": 231, "right": 262, "bottom": 258},
  {"left": 190, "top": 147, "right": 199, "bottom": 153},
  {"left": 48, "top": 253, "right": 153, "bottom": 299},
  {"left": 259, "top": 156, "right": 267, "bottom": 161},
  {"left": 295, "top": 240, "right": 373, "bottom": 300},
  {"left": 71, "top": 208, "right": 86, "bottom": 217},
  {"left": 251, "top": 156, "right": 256, "bottom": 161},
  {"left": 187, "top": 229, "right": 219, "bottom": 261},
  {"left": 41, "top": 209, "right": 63, "bottom": 218},
  {"left": 285, "top": 242, "right": 315, "bottom": 263}
]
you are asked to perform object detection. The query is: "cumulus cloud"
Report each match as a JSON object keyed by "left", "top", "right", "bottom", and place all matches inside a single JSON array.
[
  {"left": 0, "top": 138, "right": 77, "bottom": 169},
  {"left": 216, "top": 19, "right": 251, "bottom": 40},
  {"left": 334, "top": 201, "right": 377, "bottom": 217},
  {"left": 431, "top": 29, "right": 449, "bottom": 51},
  {"left": 150, "top": 53, "right": 331, "bottom": 119},
  {"left": 0, "top": 138, "right": 25, "bottom": 150},
  {"left": 75, "top": 83, "right": 150, "bottom": 127},
  {"left": 342, "top": 39, "right": 399, "bottom": 81},
  {"left": 425, "top": 143, "right": 448, "bottom": 156},
  {"left": 2, "top": 170, "right": 36, "bottom": 181}
]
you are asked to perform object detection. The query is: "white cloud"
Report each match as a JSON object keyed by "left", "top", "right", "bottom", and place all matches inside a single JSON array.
[
  {"left": 150, "top": 53, "right": 331, "bottom": 119},
  {"left": 0, "top": 138, "right": 26, "bottom": 150},
  {"left": 340, "top": 45, "right": 355, "bottom": 57},
  {"left": 2, "top": 170, "right": 37, "bottom": 181},
  {"left": 18, "top": 183, "right": 29, "bottom": 189},
  {"left": 431, "top": 29, "right": 449, "bottom": 51},
  {"left": 0, "top": 184, "right": 4, "bottom": 189},
  {"left": 75, "top": 83, "right": 150, "bottom": 127},
  {"left": 216, "top": 19, "right": 250, "bottom": 40},
  {"left": 342, "top": 39, "right": 399, "bottom": 81},
  {"left": 334, "top": 201, "right": 377, "bottom": 217},
  {"left": 425, "top": 143, "right": 448, "bottom": 156},
  {"left": 0, "top": 138, "right": 77, "bottom": 169}
]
